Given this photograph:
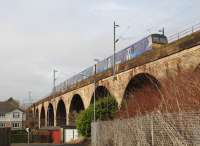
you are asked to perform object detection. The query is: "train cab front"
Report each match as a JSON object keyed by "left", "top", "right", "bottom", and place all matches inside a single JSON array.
[{"left": 150, "top": 34, "right": 168, "bottom": 49}]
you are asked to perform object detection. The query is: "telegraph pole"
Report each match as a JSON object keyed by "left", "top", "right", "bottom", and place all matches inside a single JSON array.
[
  {"left": 49, "top": 69, "right": 58, "bottom": 126},
  {"left": 27, "top": 91, "right": 32, "bottom": 130},
  {"left": 94, "top": 64, "right": 96, "bottom": 122},
  {"left": 53, "top": 69, "right": 58, "bottom": 93},
  {"left": 113, "top": 21, "right": 119, "bottom": 78}
]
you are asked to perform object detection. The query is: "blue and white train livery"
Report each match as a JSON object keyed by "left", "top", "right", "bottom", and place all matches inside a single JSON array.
[{"left": 55, "top": 34, "right": 168, "bottom": 92}]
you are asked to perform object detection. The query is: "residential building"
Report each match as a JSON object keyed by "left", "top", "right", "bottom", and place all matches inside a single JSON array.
[{"left": 0, "top": 97, "right": 25, "bottom": 129}]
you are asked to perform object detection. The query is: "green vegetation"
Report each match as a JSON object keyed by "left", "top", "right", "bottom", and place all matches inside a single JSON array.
[
  {"left": 11, "top": 130, "right": 28, "bottom": 143},
  {"left": 76, "top": 96, "right": 118, "bottom": 137}
]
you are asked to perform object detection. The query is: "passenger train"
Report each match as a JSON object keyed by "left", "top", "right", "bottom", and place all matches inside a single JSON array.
[{"left": 55, "top": 34, "right": 168, "bottom": 92}]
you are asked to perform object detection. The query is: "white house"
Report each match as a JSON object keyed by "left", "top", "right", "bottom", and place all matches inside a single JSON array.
[{"left": 0, "top": 98, "right": 25, "bottom": 129}]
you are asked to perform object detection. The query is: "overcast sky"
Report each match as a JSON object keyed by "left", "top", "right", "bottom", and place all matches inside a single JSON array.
[{"left": 0, "top": 0, "right": 199, "bottom": 104}]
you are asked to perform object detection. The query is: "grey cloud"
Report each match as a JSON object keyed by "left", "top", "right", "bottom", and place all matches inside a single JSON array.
[{"left": 0, "top": 0, "right": 200, "bottom": 103}]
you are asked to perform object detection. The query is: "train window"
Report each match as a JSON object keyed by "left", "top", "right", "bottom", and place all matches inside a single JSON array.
[
  {"left": 152, "top": 36, "right": 160, "bottom": 44},
  {"left": 160, "top": 37, "right": 168, "bottom": 44}
]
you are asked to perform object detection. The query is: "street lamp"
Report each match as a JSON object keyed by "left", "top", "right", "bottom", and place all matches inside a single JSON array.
[{"left": 80, "top": 59, "right": 100, "bottom": 122}]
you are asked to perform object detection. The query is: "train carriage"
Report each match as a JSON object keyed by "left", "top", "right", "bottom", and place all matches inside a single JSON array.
[{"left": 55, "top": 34, "right": 168, "bottom": 92}]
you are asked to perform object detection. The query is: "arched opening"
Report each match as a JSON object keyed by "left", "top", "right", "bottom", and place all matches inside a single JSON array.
[
  {"left": 47, "top": 103, "right": 54, "bottom": 127},
  {"left": 40, "top": 106, "right": 45, "bottom": 127},
  {"left": 56, "top": 99, "right": 66, "bottom": 127},
  {"left": 120, "top": 73, "right": 161, "bottom": 118},
  {"left": 90, "top": 86, "right": 111, "bottom": 104},
  {"left": 69, "top": 94, "right": 85, "bottom": 125},
  {"left": 35, "top": 109, "right": 39, "bottom": 129}
]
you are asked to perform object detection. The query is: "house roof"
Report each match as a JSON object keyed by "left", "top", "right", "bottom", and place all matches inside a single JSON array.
[{"left": 0, "top": 97, "right": 24, "bottom": 113}]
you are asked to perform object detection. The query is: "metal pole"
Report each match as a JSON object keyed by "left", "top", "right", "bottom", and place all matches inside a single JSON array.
[
  {"left": 113, "top": 21, "right": 119, "bottom": 78},
  {"left": 53, "top": 69, "right": 57, "bottom": 93},
  {"left": 94, "top": 64, "right": 96, "bottom": 122},
  {"left": 113, "top": 21, "right": 116, "bottom": 77},
  {"left": 28, "top": 131, "right": 29, "bottom": 144},
  {"left": 80, "top": 61, "right": 98, "bottom": 122},
  {"left": 28, "top": 91, "right": 32, "bottom": 127},
  {"left": 52, "top": 69, "right": 57, "bottom": 127},
  {"left": 151, "top": 115, "right": 154, "bottom": 146},
  {"left": 26, "top": 128, "right": 30, "bottom": 144}
]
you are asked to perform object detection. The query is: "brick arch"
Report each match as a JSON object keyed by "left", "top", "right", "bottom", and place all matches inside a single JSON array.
[
  {"left": 79, "top": 84, "right": 96, "bottom": 109},
  {"left": 56, "top": 99, "right": 67, "bottom": 127},
  {"left": 123, "top": 73, "right": 161, "bottom": 98},
  {"left": 90, "top": 85, "right": 112, "bottom": 105},
  {"left": 40, "top": 105, "right": 46, "bottom": 128},
  {"left": 35, "top": 108, "right": 39, "bottom": 128},
  {"left": 68, "top": 94, "right": 85, "bottom": 125},
  {"left": 47, "top": 103, "right": 54, "bottom": 127},
  {"left": 119, "top": 73, "right": 162, "bottom": 118}
]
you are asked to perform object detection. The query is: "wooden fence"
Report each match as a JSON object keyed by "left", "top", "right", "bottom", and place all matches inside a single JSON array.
[{"left": 0, "top": 128, "right": 11, "bottom": 146}]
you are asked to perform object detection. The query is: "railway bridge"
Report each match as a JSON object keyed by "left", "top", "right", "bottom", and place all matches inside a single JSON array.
[{"left": 29, "top": 30, "right": 200, "bottom": 129}]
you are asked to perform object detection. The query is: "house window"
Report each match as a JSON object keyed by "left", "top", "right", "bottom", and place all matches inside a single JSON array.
[
  {"left": 0, "top": 123, "right": 5, "bottom": 127},
  {"left": 0, "top": 113, "right": 5, "bottom": 118},
  {"left": 12, "top": 122, "right": 20, "bottom": 128},
  {"left": 13, "top": 112, "right": 20, "bottom": 118}
]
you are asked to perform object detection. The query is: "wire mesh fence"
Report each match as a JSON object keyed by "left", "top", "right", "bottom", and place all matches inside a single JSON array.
[{"left": 92, "top": 112, "right": 200, "bottom": 146}]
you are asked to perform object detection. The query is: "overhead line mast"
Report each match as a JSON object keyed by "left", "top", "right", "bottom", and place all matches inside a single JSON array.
[{"left": 113, "top": 21, "right": 120, "bottom": 79}]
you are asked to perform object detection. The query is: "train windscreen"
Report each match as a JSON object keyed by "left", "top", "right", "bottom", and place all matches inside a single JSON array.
[{"left": 152, "top": 34, "right": 168, "bottom": 44}]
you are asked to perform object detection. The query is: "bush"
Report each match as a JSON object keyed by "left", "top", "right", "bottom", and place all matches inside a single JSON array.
[{"left": 76, "top": 96, "right": 118, "bottom": 137}]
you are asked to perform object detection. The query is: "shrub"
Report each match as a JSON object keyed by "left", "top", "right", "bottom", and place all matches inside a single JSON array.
[{"left": 76, "top": 96, "right": 118, "bottom": 137}]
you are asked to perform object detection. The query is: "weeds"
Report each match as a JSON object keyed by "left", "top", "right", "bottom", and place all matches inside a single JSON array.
[{"left": 92, "top": 71, "right": 200, "bottom": 146}]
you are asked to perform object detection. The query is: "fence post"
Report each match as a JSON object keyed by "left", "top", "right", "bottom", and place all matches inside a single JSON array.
[{"left": 151, "top": 115, "right": 154, "bottom": 146}]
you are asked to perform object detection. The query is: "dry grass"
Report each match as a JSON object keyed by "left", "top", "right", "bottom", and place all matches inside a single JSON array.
[
  {"left": 118, "top": 71, "right": 200, "bottom": 118},
  {"left": 92, "top": 71, "right": 200, "bottom": 146}
]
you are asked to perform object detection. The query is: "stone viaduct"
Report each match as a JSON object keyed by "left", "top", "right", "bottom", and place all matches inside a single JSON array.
[{"left": 29, "top": 31, "right": 200, "bottom": 129}]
